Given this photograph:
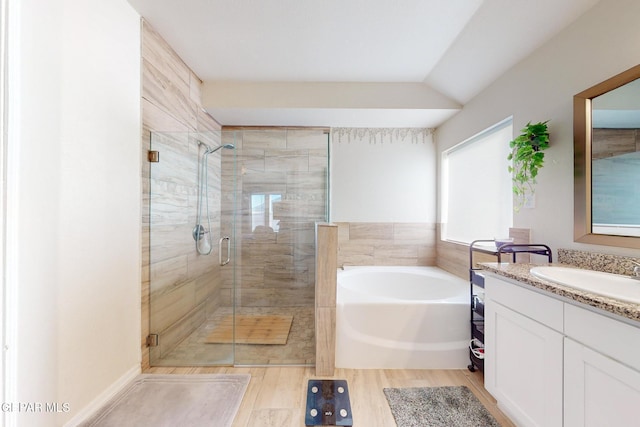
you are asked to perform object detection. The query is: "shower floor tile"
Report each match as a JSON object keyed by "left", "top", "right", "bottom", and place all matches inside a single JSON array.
[{"left": 153, "top": 306, "right": 315, "bottom": 366}]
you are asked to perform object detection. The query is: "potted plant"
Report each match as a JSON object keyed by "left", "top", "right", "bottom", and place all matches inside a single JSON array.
[{"left": 507, "top": 121, "right": 550, "bottom": 211}]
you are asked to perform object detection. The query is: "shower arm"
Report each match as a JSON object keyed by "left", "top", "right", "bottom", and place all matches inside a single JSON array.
[{"left": 197, "top": 140, "right": 235, "bottom": 154}]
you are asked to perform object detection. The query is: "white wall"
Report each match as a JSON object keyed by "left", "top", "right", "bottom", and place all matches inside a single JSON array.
[
  {"left": 330, "top": 128, "right": 436, "bottom": 222},
  {"left": 7, "top": 0, "right": 141, "bottom": 425},
  {"left": 436, "top": 0, "right": 640, "bottom": 257}
]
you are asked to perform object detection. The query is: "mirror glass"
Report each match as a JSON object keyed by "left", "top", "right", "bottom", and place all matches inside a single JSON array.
[
  {"left": 590, "top": 78, "right": 640, "bottom": 237},
  {"left": 574, "top": 64, "right": 640, "bottom": 249}
]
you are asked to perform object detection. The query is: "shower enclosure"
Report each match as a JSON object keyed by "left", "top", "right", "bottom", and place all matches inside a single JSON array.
[{"left": 148, "top": 128, "right": 329, "bottom": 366}]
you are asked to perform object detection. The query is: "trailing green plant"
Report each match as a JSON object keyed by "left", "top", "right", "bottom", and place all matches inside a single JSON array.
[{"left": 507, "top": 121, "right": 550, "bottom": 211}]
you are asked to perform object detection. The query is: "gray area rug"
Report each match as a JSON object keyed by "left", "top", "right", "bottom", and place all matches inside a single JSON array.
[
  {"left": 81, "top": 374, "right": 250, "bottom": 427},
  {"left": 383, "top": 386, "right": 500, "bottom": 427}
]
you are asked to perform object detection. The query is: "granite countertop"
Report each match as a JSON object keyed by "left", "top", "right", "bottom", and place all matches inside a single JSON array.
[{"left": 478, "top": 262, "right": 640, "bottom": 323}]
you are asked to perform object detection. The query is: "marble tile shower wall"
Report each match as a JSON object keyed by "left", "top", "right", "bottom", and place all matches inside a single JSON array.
[
  {"left": 141, "top": 20, "right": 222, "bottom": 367},
  {"left": 336, "top": 222, "right": 437, "bottom": 267},
  {"left": 219, "top": 129, "right": 329, "bottom": 308}
]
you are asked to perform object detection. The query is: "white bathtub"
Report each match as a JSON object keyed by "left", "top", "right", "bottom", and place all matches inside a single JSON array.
[{"left": 336, "top": 266, "right": 470, "bottom": 369}]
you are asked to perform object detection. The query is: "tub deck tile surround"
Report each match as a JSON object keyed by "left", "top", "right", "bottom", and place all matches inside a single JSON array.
[
  {"left": 348, "top": 222, "right": 394, "bottom": 241},
  {"left": 373, "top": 244, "right": 420, "bottom": 266},
  {"left": 337, "top": 222, "right": 437, "bottom": 268},
  {"left": 315, "top": 307, "right": 336, "bottom": 373},
  {"left": 393, "top": 222, "right": 435, "bottom": 241},
  {"left": 336, "top": 242, "right": 375, "bottom": 266},
  {"left": 436, "top": 226, "right": 531, "bottom": 279},
  {"left": 315, "top": 223, "right": 338, "bottom": 376}
]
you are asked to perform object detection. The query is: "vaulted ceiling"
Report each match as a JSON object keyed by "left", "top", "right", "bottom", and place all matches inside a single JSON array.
[{"left": 127, "top": 0, "right": 600, "bottom": 127}]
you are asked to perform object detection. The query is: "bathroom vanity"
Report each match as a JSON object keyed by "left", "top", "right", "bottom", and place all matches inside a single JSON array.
[{"left": 480, "top": 263, "right": 640, "bottom": 427}]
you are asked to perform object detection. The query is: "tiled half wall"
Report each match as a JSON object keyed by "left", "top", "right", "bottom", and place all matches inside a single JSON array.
[{"left": 336, "top": 222, "right": 437, "bottom": 267}]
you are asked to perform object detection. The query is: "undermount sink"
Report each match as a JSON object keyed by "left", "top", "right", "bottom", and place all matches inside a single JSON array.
[{"left": 530, "top": 266, "right": 640, "bottom": 304}]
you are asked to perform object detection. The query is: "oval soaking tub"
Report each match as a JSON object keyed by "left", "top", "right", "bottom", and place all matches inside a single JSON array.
[{"left": 336, "top": 266, "right": 470, "bottom": 369}]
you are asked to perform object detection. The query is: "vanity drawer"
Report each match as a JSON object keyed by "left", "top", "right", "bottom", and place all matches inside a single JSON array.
[{"left": 485, "top": 275, "right": 564, "bottom": 332}]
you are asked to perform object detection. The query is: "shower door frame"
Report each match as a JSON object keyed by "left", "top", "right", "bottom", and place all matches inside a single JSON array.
[{"left": 147, "top": 128, "right": 329, "bottom": 367}]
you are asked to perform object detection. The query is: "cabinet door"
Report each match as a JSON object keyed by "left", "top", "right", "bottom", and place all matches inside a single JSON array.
[
  {"left": 564, "top": 338, "right": 640, "bottom": 427},
  {"left": 485, "top": 300, "right": 563, "bottom": 427}
]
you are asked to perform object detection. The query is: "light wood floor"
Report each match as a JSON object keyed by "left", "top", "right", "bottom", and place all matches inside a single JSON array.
[{"left": 145, "top": 366, "right": 515, "bottom": 427}]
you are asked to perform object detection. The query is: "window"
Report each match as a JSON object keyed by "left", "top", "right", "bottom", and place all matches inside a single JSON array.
[
  {"left": 441, "top": 118, "right": 513, "bottom": 244},
  {"left": 251, "top": 194, "right": 281, "bottom": 232}
]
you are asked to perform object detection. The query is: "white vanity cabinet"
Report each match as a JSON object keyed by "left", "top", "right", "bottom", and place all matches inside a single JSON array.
[
  {"left": 485, "top": 274, "right": 640, "bottom": 427},
  {"left": 484, "top": 276, "right": 564, "bottom": 427},
  {"left": 564, "top": 304, "right": 640, "bottom": 427}
]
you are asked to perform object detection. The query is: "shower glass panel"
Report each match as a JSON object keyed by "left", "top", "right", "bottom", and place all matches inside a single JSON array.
[
  {"left": 149, "top": 128, "right": 328, "bottom": 366},
  {"left": 227, "top": 128, "right": 329, "bottom": 366},
  {"left": 149, "top": 130, "right": 236, "bottom": 366}
]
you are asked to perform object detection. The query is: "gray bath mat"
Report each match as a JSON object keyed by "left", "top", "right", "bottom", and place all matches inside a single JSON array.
[
  {"left": 383, "top": 386, "right": 500, "bottom": 427},
  {"left": 80, "top": 374, "right": 250, "bottom": 427}
]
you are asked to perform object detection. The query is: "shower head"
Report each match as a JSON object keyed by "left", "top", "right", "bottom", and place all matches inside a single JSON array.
[
  {"left": 198, "top": 140, "right": 235, "bottom": 154},
  {"left": 206, "top": 143, "right": 235, "bottom": 154}
]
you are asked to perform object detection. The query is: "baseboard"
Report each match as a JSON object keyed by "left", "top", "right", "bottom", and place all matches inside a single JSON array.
[{"left": 63, "top": 364, "right": 141, "bottom": 427}]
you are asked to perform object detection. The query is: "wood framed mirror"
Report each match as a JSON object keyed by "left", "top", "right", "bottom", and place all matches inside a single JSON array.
[{"left": 574, "top": 64, "right": 640, "bottom": 249}]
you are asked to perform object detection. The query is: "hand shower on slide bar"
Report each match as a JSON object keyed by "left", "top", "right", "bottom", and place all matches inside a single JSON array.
[{"left": 193, "top": 140, "right": 235, "bottom": 255}]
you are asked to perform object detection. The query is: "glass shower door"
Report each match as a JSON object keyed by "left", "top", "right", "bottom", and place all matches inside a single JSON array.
[
  {"left": 148, "top": 130, "right": 235, "bottom": 366},
  {"left": 148, "top": 128, "right": 327, "bottom": 367},
  {"left": 226, "top": 128, "right": 329, "bottom": 366}
]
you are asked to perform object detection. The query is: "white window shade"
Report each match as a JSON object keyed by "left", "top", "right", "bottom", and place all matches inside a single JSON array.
[{"left": 442, "top": 119, "right": 513, "bottom": 244}]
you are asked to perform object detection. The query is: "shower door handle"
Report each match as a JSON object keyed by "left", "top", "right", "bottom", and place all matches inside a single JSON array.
[{"left": 219, "top": 236, "right": 230, "bottom": 266}]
